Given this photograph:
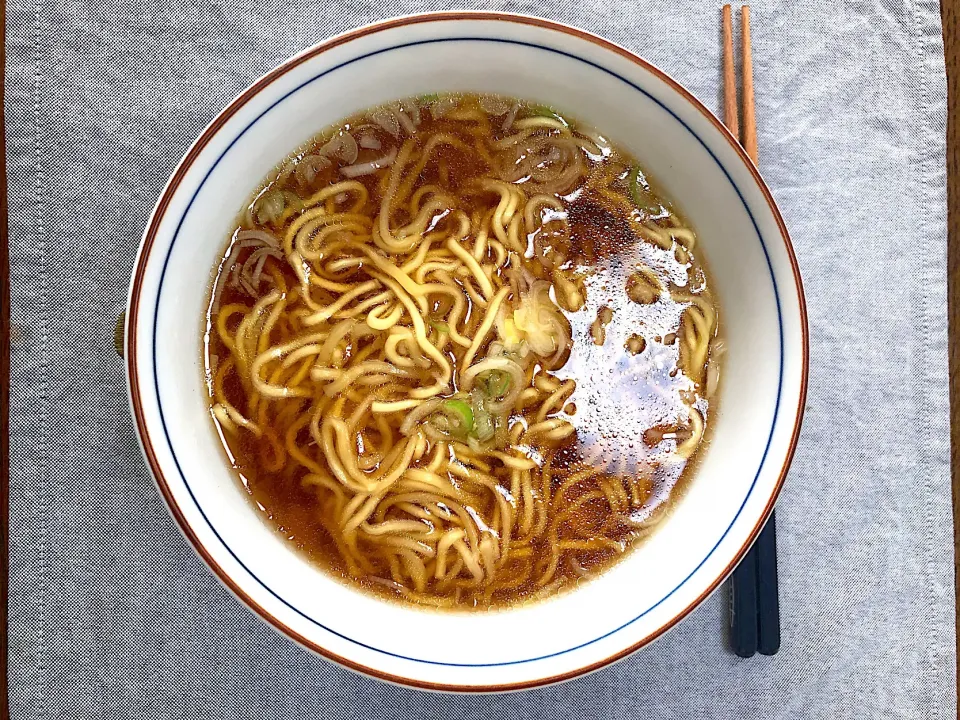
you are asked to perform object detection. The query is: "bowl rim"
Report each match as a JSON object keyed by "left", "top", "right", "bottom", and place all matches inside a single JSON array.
[{"left": 125, "top": 10, "right": 809, "bottom": 692}]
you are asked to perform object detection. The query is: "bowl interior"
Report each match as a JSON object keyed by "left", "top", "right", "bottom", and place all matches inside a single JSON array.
[{"left": 129, "top": 15, "right": 805, "bottom": 691}]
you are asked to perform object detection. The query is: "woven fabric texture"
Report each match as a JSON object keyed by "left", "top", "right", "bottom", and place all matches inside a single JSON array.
[{"left": 7, "top": 1, "right": 954, "bottom": 717}]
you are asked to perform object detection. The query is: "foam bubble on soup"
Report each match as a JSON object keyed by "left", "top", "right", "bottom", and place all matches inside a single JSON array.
[{"left": 203, "top": 94, "right": 721, "bottom": 610}]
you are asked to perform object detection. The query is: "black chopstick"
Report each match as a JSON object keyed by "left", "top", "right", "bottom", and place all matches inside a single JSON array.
[
  {"left": 730, "top": 514, "right": 781, "bottom": 657},
  {"left": 730, "top": 541, "right": 759, "bottom": 657},
  {"left": 755, "top": 511, "right": 781, "bottom": 655}
]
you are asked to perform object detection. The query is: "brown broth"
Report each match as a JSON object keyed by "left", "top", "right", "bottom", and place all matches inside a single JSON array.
[{"left": 203, "top": 94, "right": 720, "bottom": 609}]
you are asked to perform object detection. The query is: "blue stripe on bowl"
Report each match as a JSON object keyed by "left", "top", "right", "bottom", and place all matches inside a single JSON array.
[{"left": 149, "top": 37, "right": 784, "bottom": 668}]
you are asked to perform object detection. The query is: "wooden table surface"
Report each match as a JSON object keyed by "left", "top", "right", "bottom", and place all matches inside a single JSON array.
[{"left": 943, "top": 0, "right": 959, "bottom": 691}]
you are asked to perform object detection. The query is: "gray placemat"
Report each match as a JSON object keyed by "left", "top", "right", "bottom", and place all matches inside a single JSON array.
[{"left": 7, "top": 1, "right": 954, "bottom": 718}]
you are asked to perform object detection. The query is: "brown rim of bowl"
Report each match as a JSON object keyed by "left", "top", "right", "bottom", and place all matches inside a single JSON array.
[{"left": 126, "top": 11, "right": 809, "bottom": 693}]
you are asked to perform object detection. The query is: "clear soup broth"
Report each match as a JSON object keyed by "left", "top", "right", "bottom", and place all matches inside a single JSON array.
[{"left": 204, "top": 94, "right": 721, "bottom": 609}]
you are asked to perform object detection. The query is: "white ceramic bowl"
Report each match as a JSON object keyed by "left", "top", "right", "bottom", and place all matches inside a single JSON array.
[{"left": 126, "top": 12, "right": 808, "bottom": 692}]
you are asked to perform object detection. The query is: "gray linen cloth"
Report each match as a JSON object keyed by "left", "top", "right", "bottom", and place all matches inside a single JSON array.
[{"left": 7, "top": 0, "right": 954, "bottom": 717}]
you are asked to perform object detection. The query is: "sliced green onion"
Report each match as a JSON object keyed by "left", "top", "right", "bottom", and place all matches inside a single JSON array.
[
  {"left": 429, "top": 319, "right": 450, "bottom": 333},
  {"left": 254, "top": 188, "right": 285, "bottom": 225},
  {"left": 417, "top": 93, "right": 441, "bottom": 103},
  {"left": 281, "top": 190, "right": 303, "bottom": 213},
  {"left": 629, "top": 165, "right": 661, "bottom": 215},
  {"left": 525, "top": 104, "right": 565, "bottom": 123},
  {"left": 442, "top": 399, "right": 474, "bottom": 437},
  {"left": 473, "top": 406, "right": 496, "bottom": 442},
  {"left": 468, "top": 390, "right": 496, "bottom": 443},
  {"left": 479, "top": 370, "right": 511, "bottom": 399}
]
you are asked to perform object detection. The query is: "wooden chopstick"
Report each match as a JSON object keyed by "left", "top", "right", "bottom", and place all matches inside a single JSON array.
[
  {"left": 740, "top": 5, "right": 757, "bottom": 163},
  {"left": 722, "top": 4, "right": 781, "bottom": 658},
  {"left": 721, "top": 5, "right": 739, "bottom": 139}
]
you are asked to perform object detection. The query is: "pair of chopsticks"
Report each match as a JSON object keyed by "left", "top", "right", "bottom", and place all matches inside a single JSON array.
[{"left": 722, "top": 4, "right": 781, "bottom": 658}]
